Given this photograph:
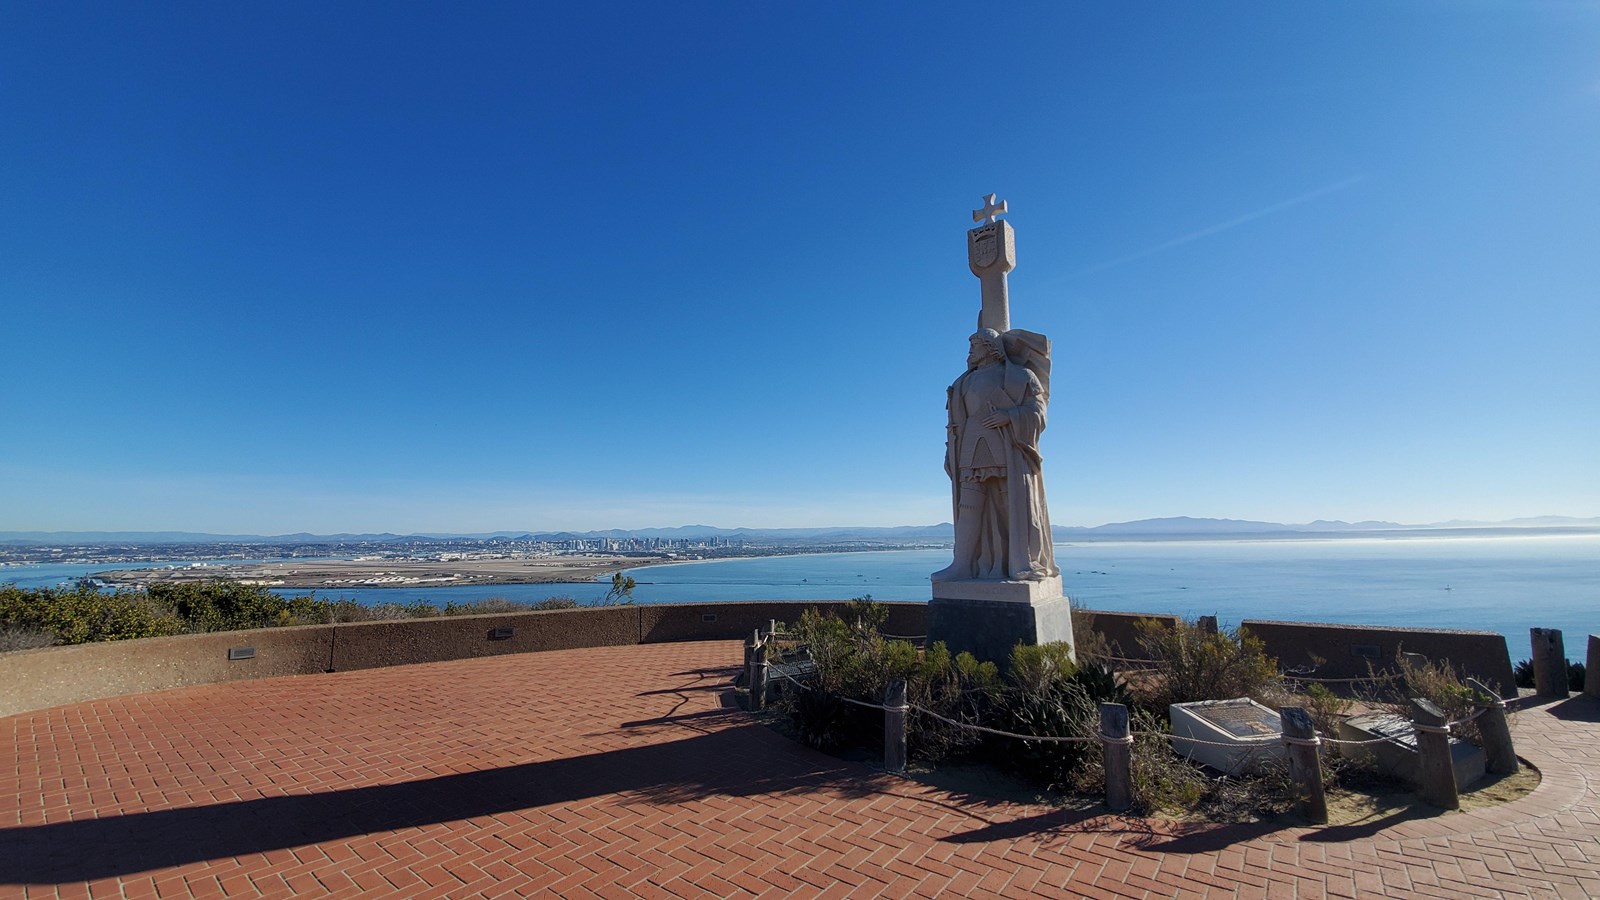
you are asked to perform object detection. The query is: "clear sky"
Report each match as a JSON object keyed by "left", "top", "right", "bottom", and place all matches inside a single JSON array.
[{"left": 2, "top": 2, "right": 1597, "bottom": 534}]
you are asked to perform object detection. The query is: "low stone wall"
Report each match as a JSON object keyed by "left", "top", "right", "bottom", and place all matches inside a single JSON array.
[
  {"left": 0, "top": 600, "right": 928, "bottom": 719},
  {"left": 0, "top": 625, "right": 338, "bottom": 719},
  {"left": 1241, "top": 619, "right": 1517, "bottom": 698},
  {"left": 0, "top": 600, "right": 1520, "bottom": 718},
  {"left": 328, "top": 606, "right": 641, "bottom": 672},
  {"left": 1073, "top": 610, "right": 1181, "bottom": 660}
]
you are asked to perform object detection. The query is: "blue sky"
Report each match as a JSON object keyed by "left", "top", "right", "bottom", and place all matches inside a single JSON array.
[{"left": 2, "top": 2, "right": 1597, "bottom": 533}]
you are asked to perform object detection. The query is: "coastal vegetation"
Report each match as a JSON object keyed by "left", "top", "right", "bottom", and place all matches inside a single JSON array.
[
  {"left": 0, "top": 581, "right": 617, "bottom": 650},
  {"left": 768, "top": 600, "right": 1512, "bottom": 820}
]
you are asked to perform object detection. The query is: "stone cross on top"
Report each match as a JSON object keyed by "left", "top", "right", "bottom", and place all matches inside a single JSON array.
[
  {"left": 972, "top": 193, "right": 1008, "bottom": 224},
  {"left": 967, "top": 193, "right": 1016, "bottom": 333}
]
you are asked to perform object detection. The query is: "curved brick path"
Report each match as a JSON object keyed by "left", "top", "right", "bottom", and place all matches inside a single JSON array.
[{"left": 2, "top": 640, "right": 1597, "bottom": 899}]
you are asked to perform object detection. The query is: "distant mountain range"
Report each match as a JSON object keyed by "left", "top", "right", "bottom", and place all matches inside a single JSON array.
[{"left": 3, "top": 516, "right": 1597, "bottom": 546}]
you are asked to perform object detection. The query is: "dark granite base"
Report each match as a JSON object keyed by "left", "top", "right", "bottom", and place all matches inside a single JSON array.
[{"left": 926, "top": 594, "right": 1077, "bottom": 669}]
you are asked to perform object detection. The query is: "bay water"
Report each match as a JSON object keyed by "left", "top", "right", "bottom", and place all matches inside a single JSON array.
[{"left": 4, "top": 535, "right": 1593, "bottom": 663}]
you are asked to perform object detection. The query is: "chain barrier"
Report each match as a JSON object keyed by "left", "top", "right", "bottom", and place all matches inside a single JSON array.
[{"left": 910, "top": 704, "right": 1102, "bottom": 744}]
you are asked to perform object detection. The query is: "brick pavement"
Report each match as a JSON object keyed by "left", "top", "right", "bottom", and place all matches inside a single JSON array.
[{"left": 2, "top": 640, "right": 1597, "bottom": 898}]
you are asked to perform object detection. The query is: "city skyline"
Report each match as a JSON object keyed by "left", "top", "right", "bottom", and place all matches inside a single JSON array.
[{"left": 3, "top": 3, "right": 1597, "bottom": 534}]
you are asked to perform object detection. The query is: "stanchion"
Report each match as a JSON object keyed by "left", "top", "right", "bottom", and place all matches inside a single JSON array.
[
  {"left": 754, "top": 639, "right": 769, "bottom": 711},
  {"left": 1280, "top": 706, "right": 1327, "bottom": 823},
  {"left": 884, "top": 680, "right": 907, "bottom": 774},
  {"left": 1466, "top": 678, "right": 1518, "bottom": 775},
  {"left": 1585, "top": 634, "right": 1600, "bottom": 700},
  {"left": 1409, "top": 698, "right": 1459, "bottom": 810},
  {"left": 1531, "top": 628, "right": 1569, "bottom": 699},
  {"left": 1099, "top": 703, "right": 1132, "bottom": 812},
  {"left": 747, "top": 630, "right": 769, "bottom": 711}
]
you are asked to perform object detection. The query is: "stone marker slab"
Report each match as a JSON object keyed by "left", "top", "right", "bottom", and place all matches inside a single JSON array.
[
  {"left": 1337, "top": 712, "right": 1486, "bottom": 791},
  {"left": 1170, "top": 698, "right": 1286, "bottom": 775}
]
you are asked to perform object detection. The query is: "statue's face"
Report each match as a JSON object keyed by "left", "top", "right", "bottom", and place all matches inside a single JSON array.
[{"left": 968, "top": 336, "right": 1000, "bottom": 368}]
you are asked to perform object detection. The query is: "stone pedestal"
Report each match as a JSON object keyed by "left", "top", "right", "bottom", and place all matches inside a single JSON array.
[{"left": 927, "top": 576, "right": 1075, "bottom": 668}]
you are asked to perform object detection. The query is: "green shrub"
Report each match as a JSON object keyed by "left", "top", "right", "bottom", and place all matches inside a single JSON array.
[
  {"left": 0, "top": 584, "right": 186, "bottom": 644},
  {"left": 1300, "top": 682, "right": 1352, "bottom": 738},
  {"left": 1007, "top": 642, "right": 1078, "bottom": 695},
  {"left": 997, "top": 647, "right": 1134, "bottom": 789},
  {"left": 148, "top": 581, "right": 300, "bottom": 632},
  {"left": 1130, "top": 618, "right": 1281, "bottom": 715},
  {"left": 782, "top": 605, "right": 1000, "bottom": 761},
  {"left": 843, "top": 595, "right": 888, "bottom": 633},
  {"left": 0, "top": 582, "right": 601, "bottom": 645},
  {"left": 789, "top": 687, "right": 852, "bottom": 751},
  {"left": 904, "top": 641, "right": 1001, "bottom": 762},
  {"left": 1510, "top": 657, "right": 1582, "bottom": 692}
]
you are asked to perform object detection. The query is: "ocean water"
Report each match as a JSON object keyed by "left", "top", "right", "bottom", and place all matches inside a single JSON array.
[
  {"left": 4, "top": 535, "right": 1593, "bottom": 662},
  {"left": 619, "top": 535, "right": 1597, "bottom": 662}
]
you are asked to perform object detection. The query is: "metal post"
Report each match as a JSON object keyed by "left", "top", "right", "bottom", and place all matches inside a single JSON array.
[
  {"left": 1466, "top": 678, "right": 1518, "bottom": 775},
  {"left": 1409, "top": 697, "right": 1460, "bottom": 810},
  {"left": 1100, "top": 702, "right": 1132, "bottom": 813},
  {"left": 1531, "top": 628, "right": 1569, "bottom": 698},
  {"left": 1280, "top": 706, "right": 1327, "bottom": 824},
  {"left": 884, "top": 680, "right": 907, "bottom": 774}
]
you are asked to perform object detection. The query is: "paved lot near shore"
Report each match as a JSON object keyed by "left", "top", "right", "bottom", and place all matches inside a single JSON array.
[{"left": 3, "top": 640, "right": 1598, "bottom": 898}]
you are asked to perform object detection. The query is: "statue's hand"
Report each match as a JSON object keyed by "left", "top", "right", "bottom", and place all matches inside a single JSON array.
[{"left": 983, "top": 411, "right": 1011, "bottom": 429}]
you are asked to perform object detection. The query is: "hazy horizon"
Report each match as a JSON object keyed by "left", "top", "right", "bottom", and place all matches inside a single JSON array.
[{"left": 5, "top": 513, "right": 1598, "bottom": 542}]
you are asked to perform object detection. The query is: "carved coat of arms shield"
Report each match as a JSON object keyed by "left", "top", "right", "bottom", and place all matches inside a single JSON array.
[{"left": 970, "top": 226, "right": 998, "bottom": 268}]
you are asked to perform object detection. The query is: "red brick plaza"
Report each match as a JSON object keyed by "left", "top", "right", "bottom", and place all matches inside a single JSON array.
[{"left": 3, "top": 640, "right": 1598, "bottom": 899}]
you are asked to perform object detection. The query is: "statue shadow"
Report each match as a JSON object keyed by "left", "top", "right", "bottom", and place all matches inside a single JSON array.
[
  {"left": 0, "top": 723, "right": 883, "bottom": 886},
  {"left": 1543, "top": 695, "right": 1600, "bottom": 723},
  {"left": 939, "top": 806, "right": 1159, "bottom": 845}
]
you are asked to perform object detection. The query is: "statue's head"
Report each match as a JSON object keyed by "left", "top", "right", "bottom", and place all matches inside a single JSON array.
[{"left": 967, "top": 328, "right": 1005, "bottom": 368}]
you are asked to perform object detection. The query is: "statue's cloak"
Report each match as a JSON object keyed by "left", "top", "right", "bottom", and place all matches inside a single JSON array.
[{"left": 943, "top": 329, "right": 1058, "bottom": 581}]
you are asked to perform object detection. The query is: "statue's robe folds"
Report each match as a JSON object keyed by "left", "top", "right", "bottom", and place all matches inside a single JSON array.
[{"left": 941, "top": 348, "right": 1058, "bottom": 582}]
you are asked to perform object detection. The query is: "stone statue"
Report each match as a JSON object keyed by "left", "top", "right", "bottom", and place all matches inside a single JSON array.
[
  {"left": 930, "top": 326, "right": 1059, "bottom": 583},
  {"left": 928, "top": 195, "right": 1073, "bottom": 668}
]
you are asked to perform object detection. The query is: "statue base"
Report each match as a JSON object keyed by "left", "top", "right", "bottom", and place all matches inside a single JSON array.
[{"left": 927, "top": 576, "right": 1076, "bottom": 669}]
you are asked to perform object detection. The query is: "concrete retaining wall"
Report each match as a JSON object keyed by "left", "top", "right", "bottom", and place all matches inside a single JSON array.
[
  {"left": 1241, "top": 619, "right": 1517, "bottom": 698},
  {"left": 1073, "top": 610, "right": 1181, "bottom": 660},
  {"left": 0, "top": 600, "right": 927, "bottom": 718},
  {"left": 0, "top": 625, "right": 338, "bottom": 718},
  {"left": 0, "top": 600, "right": 1520, "bottom": 718}
]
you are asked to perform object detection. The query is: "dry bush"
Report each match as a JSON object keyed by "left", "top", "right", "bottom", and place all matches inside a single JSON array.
[
  {"left": 0, "top": 625, "right": 57, "bottom": 653},
  {"left": 1386, "top": 652, "right": 1484, "bottom": 745},
  {"left": 1068, "top": 600, "right": 1111, "bottom": 663}
]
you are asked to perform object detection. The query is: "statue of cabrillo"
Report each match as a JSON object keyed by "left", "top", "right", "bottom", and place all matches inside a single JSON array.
[
  {"left": 930, "top": 326, "right": 1058, "bottom": 582},
  {"left": 927, "top": 195, "right": 1074, "bottom": 667}
]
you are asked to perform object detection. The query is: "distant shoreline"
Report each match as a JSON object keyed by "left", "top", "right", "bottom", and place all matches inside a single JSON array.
[
  {"left": 90, "top": 554, "right": 665, "bottom": 591},
  {"left": 20, "top": 527, "right": 1598, "bottom": 591}
]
